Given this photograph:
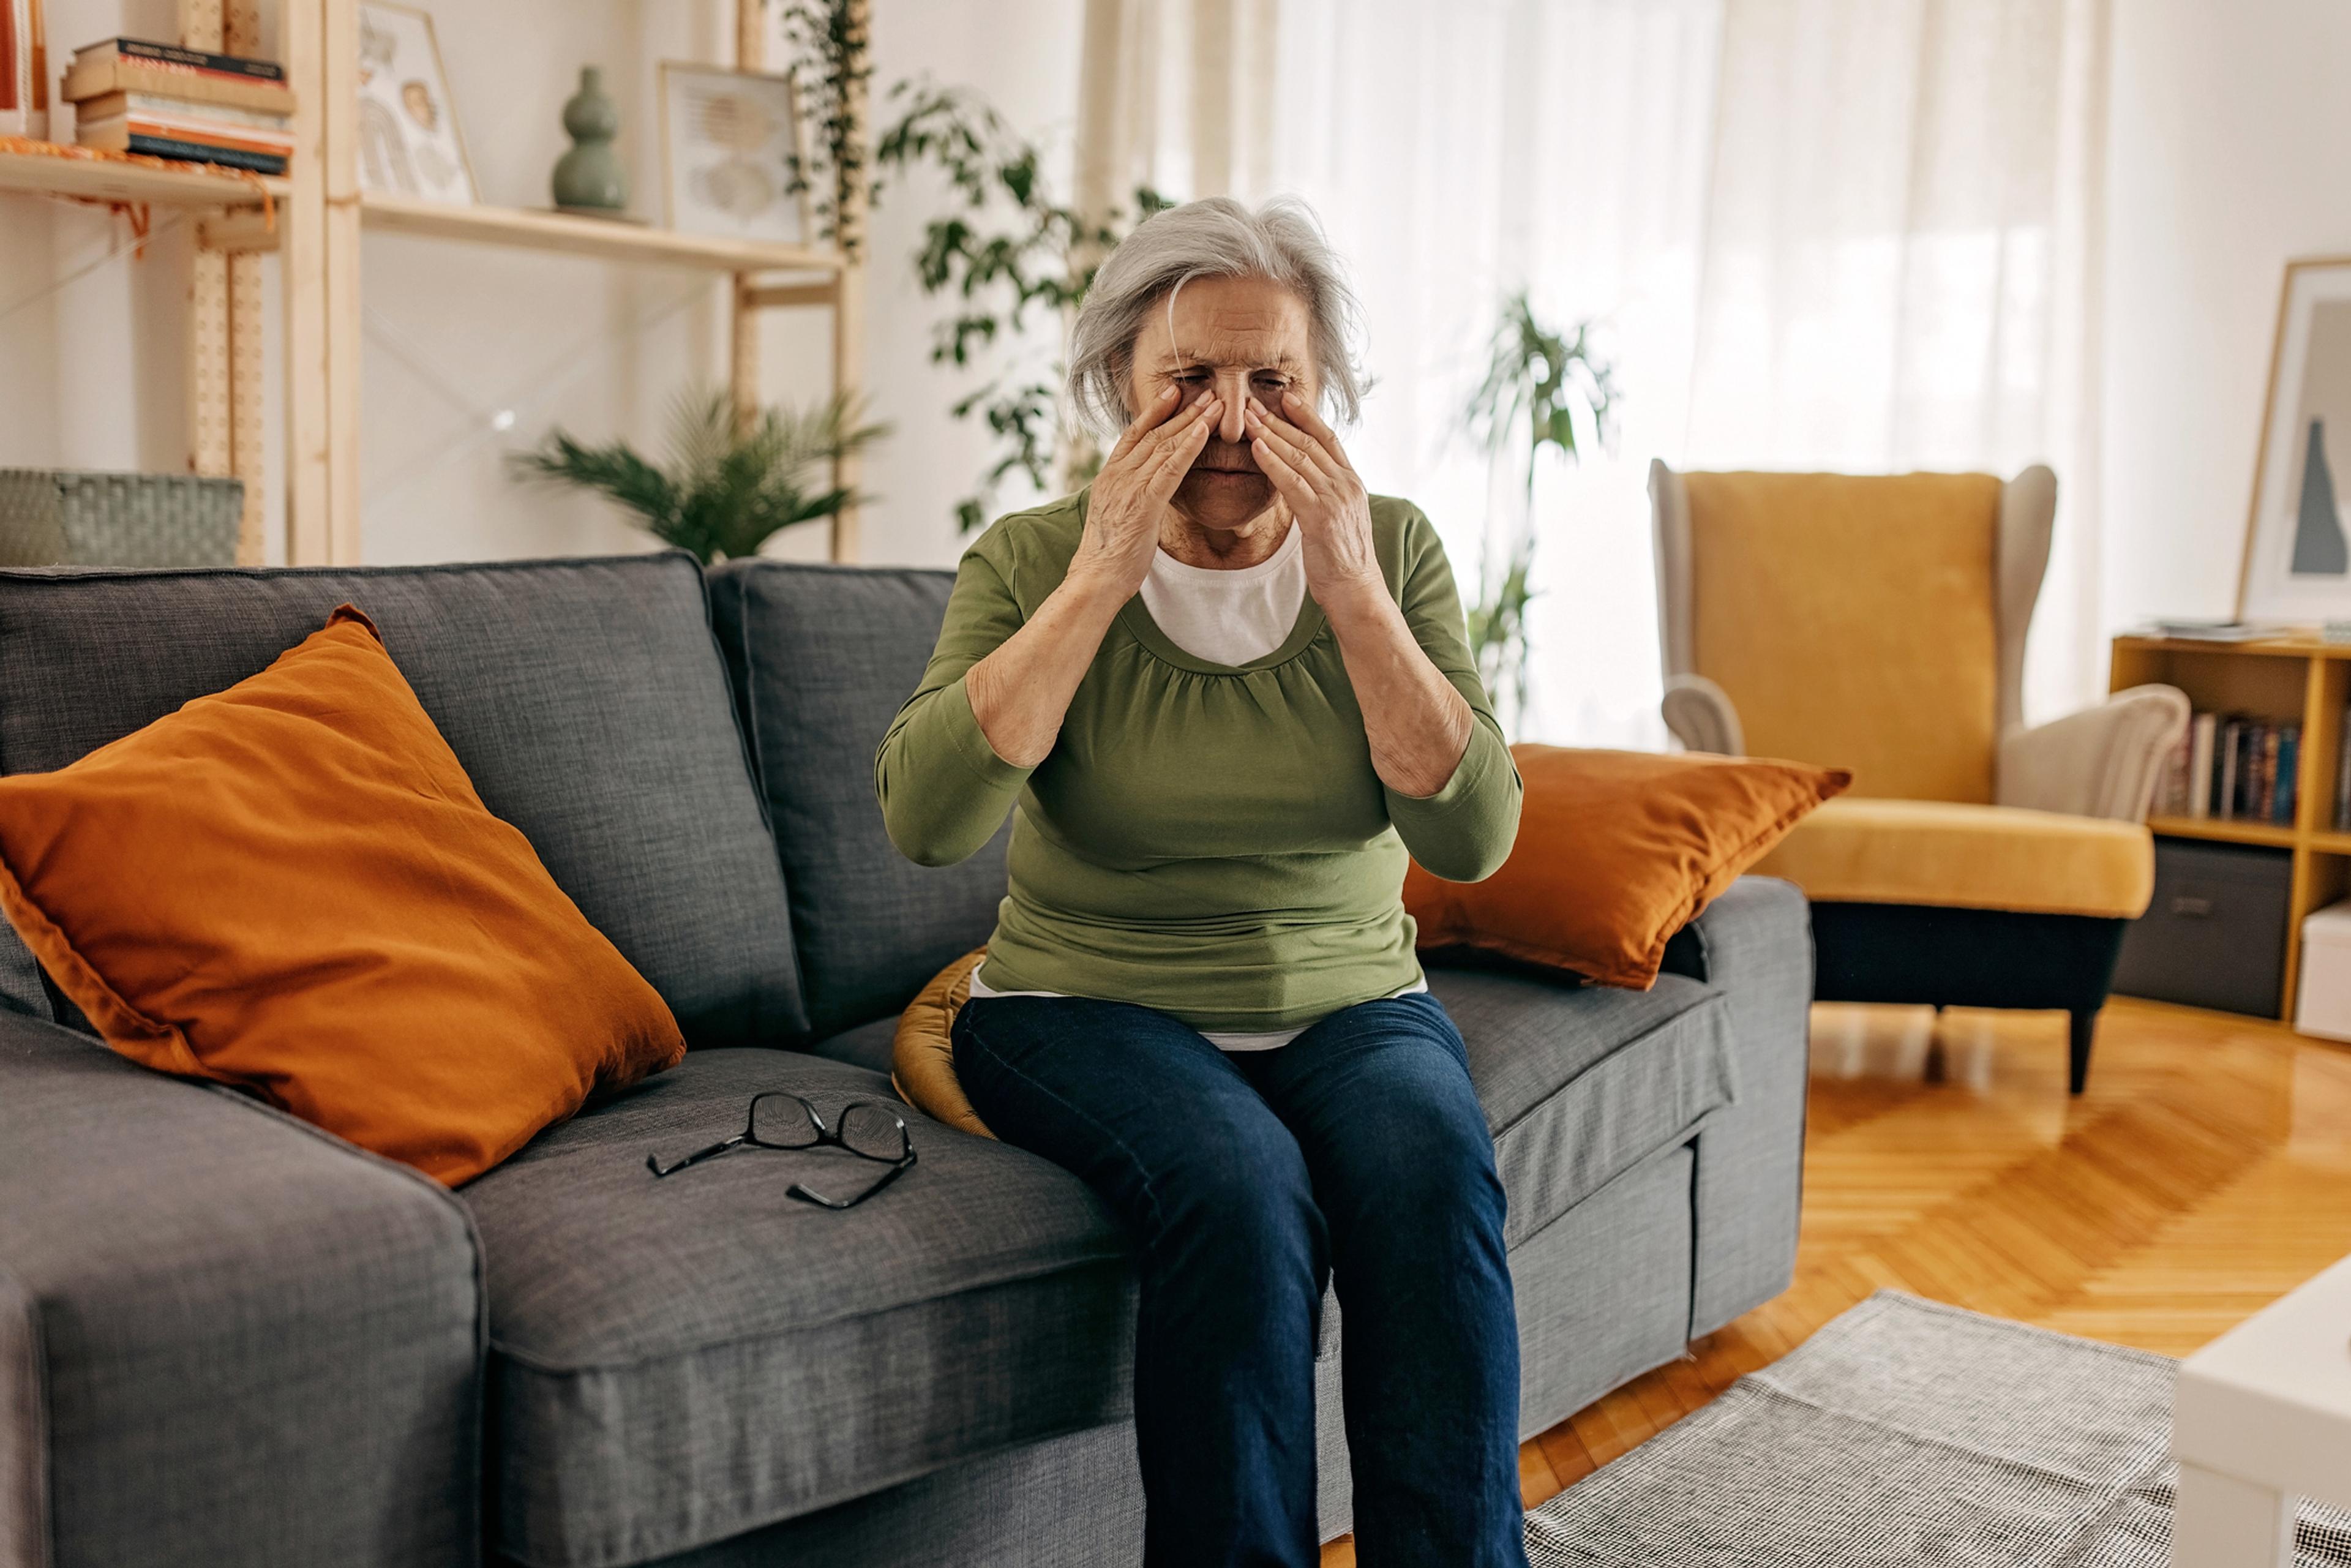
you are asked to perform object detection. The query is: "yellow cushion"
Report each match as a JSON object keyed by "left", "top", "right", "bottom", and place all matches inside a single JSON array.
[
  {"left": 1750, "top": 797, "right": 2154, "bottom": 919},
  {"left": 891, "top": 947, "right": 992, "bottom": 1139},
  {"left": 1684, "top": 470, "right": 2002, "bottom": 803}
]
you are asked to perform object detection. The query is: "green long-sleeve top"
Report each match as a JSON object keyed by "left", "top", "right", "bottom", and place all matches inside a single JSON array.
[{"left": 875, "top": 488, "right": 1523, "bottom": 1033}]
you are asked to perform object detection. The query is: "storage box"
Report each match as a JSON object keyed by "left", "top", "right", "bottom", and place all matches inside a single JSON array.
[
  {"left": 2297, "top": 899, "right": 2351, "bottom": 1040},
  {"left": 2112, "top": 838, "right": 2292, "bottom": 1017},
  {"left": 0, "top": 468, "right": 242, "bottom": 568}
]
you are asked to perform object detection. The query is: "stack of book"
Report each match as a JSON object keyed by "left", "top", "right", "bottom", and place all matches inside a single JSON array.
[
  {"left": 2154, "top": 712, "right": 2303, "bottom": 826},
  {"left": 63, "top": 37, "right": 291, "bottom": 176}
]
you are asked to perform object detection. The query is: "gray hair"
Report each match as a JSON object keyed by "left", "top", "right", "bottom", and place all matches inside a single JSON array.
[{"left": 1067, "top": 195, "right": 1368, "bottom": 437}]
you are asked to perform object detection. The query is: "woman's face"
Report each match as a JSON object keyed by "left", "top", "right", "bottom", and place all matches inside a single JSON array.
[{"left": 1123, "top": 274, "right": 1321, "bottom": 533}]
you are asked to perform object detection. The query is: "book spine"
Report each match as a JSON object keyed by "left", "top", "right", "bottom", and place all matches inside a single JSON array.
[
  {"left": 2221, "top": 719, "right": 2242, "bottom": 820},
  {"left": 78, "top": 36, "right": 283, "bottom": 82},
  {"left": 2279, "top": 726, "right": 2301, "bottom": 826},
  {"left": 2190, "top": 712, "right": 2218, "bottom": 820},
  {"left": 62, "top": 57, "right": 296, "bottom": 114},
  {"left": 2337, "top": 709, "right": 2351, "bottom": 831},
  {"left": 26, "top": 0, "right": 41, "bottom": 126},
  {"left": 92, "top": 112, "right": 294, "bottom": 154},
  {"left": 2261, "top": 726, "right": 2279, "bottom": 822},
  {"left": 1, "top": 0, "right": 21, "bottom": 132},
  {"left": 121, "top": 131, "right": 286, "bottom": 174}
]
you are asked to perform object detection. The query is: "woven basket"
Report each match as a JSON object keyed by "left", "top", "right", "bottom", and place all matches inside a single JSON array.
[{"left": 0, "top": 469, "right": 243, "bottom": 568}]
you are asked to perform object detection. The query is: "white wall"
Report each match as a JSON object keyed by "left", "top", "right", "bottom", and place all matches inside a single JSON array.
[
  {"left": 0, "top": 0, "right": 1082, "bottom": 569},
  {"left": 2101, "top": 0, "right": 2351, "bottom": 629}
]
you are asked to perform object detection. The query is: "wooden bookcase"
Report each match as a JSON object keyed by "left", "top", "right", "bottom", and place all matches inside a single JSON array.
[
  {"left": 2111, "top": 634, "right": 2351, "bottom": 1018},
  {"left": 3, "top": 0, "right": 869, "bottom": 567}
]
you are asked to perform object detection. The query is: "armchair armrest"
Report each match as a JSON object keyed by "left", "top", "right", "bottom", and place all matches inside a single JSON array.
[
  {"left": 1661, "top": 673, "right": 1745, "bottom": 755},
  {"left": 1996, "top": 685, "right": 2191, "bottom": 820},
  {"left": 0, "top": 1011, "right": 482, "bottom": 1568}
]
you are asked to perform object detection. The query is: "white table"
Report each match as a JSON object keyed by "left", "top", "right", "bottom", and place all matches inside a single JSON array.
[{"left": 2172, "top": 1253, "right": 2351, "bottom": 1566}]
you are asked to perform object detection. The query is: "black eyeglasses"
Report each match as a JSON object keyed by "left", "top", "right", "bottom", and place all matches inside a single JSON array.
[{"left": 647, "top": 1092, "right": 917, "bottom": 1209}]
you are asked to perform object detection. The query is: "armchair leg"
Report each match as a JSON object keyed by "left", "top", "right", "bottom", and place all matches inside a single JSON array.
[{"left": 2068, "top": 1010, "right": 2097, "bottom": 1096}]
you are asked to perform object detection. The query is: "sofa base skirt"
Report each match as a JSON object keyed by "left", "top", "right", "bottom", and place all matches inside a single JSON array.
[
  {"left": 1809, "top": 901, "right": 2131, "bottom": 1092},
  {"left": 596, "top": 1141, "right": 1711, "bottom": 1568}
]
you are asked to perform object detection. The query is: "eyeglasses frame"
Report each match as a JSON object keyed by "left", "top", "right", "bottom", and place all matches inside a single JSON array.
[{"left": 646, "top": 1090, "right": 918, "bottom": 1209}]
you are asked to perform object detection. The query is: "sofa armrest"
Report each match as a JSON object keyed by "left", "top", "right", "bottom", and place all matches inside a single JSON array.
[
  {"left": 1660, "top": 673, "right": 1744, "bottom": 755},
  {"left": 1995, "top": 685, "right": 2191, "bottom": 820},
  {"left": 1662, "top": 876, "right": 1814, "bottom": 1337},
  {"left": 0, "top": 1012, "right": 482, "bottom": 1568}
]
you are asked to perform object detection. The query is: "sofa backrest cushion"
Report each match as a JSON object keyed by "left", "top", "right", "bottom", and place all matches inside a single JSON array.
[
  {"left": 708, "top": 561, "right": 1009, "bottom": 1040},
  {"left": 0, "top": 553, "right": 808, "bottom": 1046}
]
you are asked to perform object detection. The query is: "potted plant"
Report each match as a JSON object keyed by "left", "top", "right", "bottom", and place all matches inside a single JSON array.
[
  {"left": 1462, "top": 292, "right": 1617, "bottom": 731},
  {"left": 511, "top": 388, "right": 885, "bottom": 565}
]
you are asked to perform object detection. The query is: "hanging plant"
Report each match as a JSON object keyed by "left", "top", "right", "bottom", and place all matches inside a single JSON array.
[
  {"left": 778, "top": 0, "right": 876, "bottom": 258},
  {"left": 1461, "top": 293, "right": 1619, "bottom": 728},
  {"left": 775, "top": 17, "right": 1172, "bottom": 530},
  {"left": 873, "top": 81, "right": 1171, "bottom": 531}
]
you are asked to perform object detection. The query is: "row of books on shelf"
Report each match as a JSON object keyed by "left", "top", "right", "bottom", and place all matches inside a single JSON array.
[
  {"left": 2153, "top": 710, "right": 2351, "bottom": 831},
  {"left": 3, "top": 4, "right": 291, "bottom": 178},
  {"left": 65, "top": 38, "right": 291, "bottom": 176}
]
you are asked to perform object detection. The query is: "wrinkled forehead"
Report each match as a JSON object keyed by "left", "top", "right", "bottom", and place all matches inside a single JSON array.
[{"left": 1133, "top": 279, "right": 1314, "bottom": 373}]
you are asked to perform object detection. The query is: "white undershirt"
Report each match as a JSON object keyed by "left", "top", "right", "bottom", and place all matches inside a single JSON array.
[
  {"left": 1137, "top": 523, "right": 1307, "bottom": 666},
  {"left": 968, "top": 526, "right": 1426, "bottom": 1051}
]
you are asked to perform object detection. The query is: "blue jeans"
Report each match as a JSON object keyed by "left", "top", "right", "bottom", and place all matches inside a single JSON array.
[{"left": 951, "top": 990, "right": 1528, "bottom": 1568}]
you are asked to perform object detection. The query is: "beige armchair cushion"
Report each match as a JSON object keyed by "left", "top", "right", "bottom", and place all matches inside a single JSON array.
[
  {"left": 1751, "top": 798, "right": 2155, "bottom": 920},
  {"left": 1682, "top": 470, "right": 2005, "bottom": 802}
]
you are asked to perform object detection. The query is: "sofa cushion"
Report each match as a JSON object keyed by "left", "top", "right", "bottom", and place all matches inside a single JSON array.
[
  {"left": 1753, "top": 796, "right": 2155, "bottom": 918},
  {"left": 463, "top": 1048, "right": 1131, "bottom": 1568},
  {"left": 708, "top": 561, "right": 1010, "bottom": 1040},
  {"left": 1429, "top": 962, "right": 1737, "bottom": 1247},
  {"left": 463, "top": 961, "right": 1730, "bottom": 1564},
  {"left": 0, "top": 606, "right": 685, "bottom": 1186},
  {"left": 0, "top": 555, "right": 804, "bottom": 1045}
]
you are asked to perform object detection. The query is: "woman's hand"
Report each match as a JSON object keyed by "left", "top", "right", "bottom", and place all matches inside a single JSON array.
[
  {"left": 963, "top": 387, "right": 1219, "bottom": 770},
  {"left": 1068, "top": 384, "right": 1223, "bottom": 601},
  {"left": 1245, "top": 389, "right": 1474, "bottom": 799},
  {"left": 1243, "top": 389, "right": 1384, "bottom": 614}
]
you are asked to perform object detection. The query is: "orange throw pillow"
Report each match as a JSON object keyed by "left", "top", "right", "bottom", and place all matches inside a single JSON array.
[
  {"left": 0, "top": 605, "right": 685, "bottom": 1185},
  {"left": 1404, "top": 745, "right": 1849, "bottom": 989}
]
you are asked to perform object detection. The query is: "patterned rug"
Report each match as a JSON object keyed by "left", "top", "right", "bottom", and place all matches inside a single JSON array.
[{"left": 1524, "top": 1291, "right": 2351, "bottom": 1566}]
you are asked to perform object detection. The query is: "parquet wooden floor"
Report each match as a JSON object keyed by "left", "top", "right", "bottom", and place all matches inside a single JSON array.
[{"left": 1320, "top": 997, "right": 2351, "bottom": 1566}]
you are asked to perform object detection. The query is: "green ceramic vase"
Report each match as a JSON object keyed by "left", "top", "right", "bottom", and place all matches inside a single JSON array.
[{"left": 552, "top": 66, "right": 628, "bottom": 214}]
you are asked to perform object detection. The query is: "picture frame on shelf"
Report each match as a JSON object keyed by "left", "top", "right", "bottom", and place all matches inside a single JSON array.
[
  {"left": 2239, "top": 256, "right": 2351, "bottom": 622},
  {"left": 355, "top": 1, "right": 475, "bottom": 205},
  {"left": 658, "top": 62, "right": 808, "bottom": 246}
]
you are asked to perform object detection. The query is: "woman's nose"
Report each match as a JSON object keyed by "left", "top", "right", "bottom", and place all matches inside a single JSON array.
[{"left": 1212, "top": 372, "right": 1251, "bottom": 443}]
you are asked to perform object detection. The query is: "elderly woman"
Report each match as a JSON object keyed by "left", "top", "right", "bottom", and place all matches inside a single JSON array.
[{"left": 876, "top": 196, "right": 1527, "bottom": 1568}]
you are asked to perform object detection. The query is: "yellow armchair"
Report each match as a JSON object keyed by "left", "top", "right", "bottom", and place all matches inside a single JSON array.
[{"left": 1649, "top": 462, "right": 2189, "bottom": 1092}]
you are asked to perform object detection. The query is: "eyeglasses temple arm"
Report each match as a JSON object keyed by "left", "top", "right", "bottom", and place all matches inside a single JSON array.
[{"left": 646, "top": 1137, "right": 742, "bottom": 1178}]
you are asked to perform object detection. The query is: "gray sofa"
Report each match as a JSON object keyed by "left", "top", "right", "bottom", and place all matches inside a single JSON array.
[{"left": 0, "top": 550, "right": 1813, "bottom": 1568}]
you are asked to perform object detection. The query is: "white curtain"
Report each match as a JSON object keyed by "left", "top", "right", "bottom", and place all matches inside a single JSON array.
[{"left": 1074, "top": 0, "right": 2110, "bottom": 740}]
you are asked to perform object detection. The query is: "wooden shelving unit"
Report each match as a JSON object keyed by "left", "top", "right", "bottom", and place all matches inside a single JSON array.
[
  {"left": 6, "top": 0, "right": 869, "bottom": 568},
  {"left": 355, "top": 191, "right": 848, "bottom": 274},
  {"left": 0, "top": 144, "right": 287, "bottom": 206},
  {"left": 2112, "top": 632, "right": 2351, "bottom": 1018}
]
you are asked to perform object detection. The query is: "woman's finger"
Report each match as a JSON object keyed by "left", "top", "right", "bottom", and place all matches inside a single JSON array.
[
  {"left": 1141, "top": 406, "right": 1217, "bottom": 503},
  {"left": 1280, "top": 389, "right": 1357, "bottom": 475},
  {"left": 1245, "top": 399, "right": 1347, "bottom": 495},
  {"left": 1104, "top": 384, "right": 1181, "bottom": 467},
  {"left": 1125, "top": 392, "right": 1219, "bottom": 473},
  {"left": 1247, "top": 422, "right": 1323, "bottom": 516}
]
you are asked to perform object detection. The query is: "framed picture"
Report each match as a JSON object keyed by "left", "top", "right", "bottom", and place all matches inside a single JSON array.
[
  {"left": 2239, "top": 257, "right": 2351, "bottom": 621},
  {"left": 354, "top": 2, "right": 476, "bottom": 205},
  {"left": 658, "top": 62, "right": 809, "bottom": 244}
]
